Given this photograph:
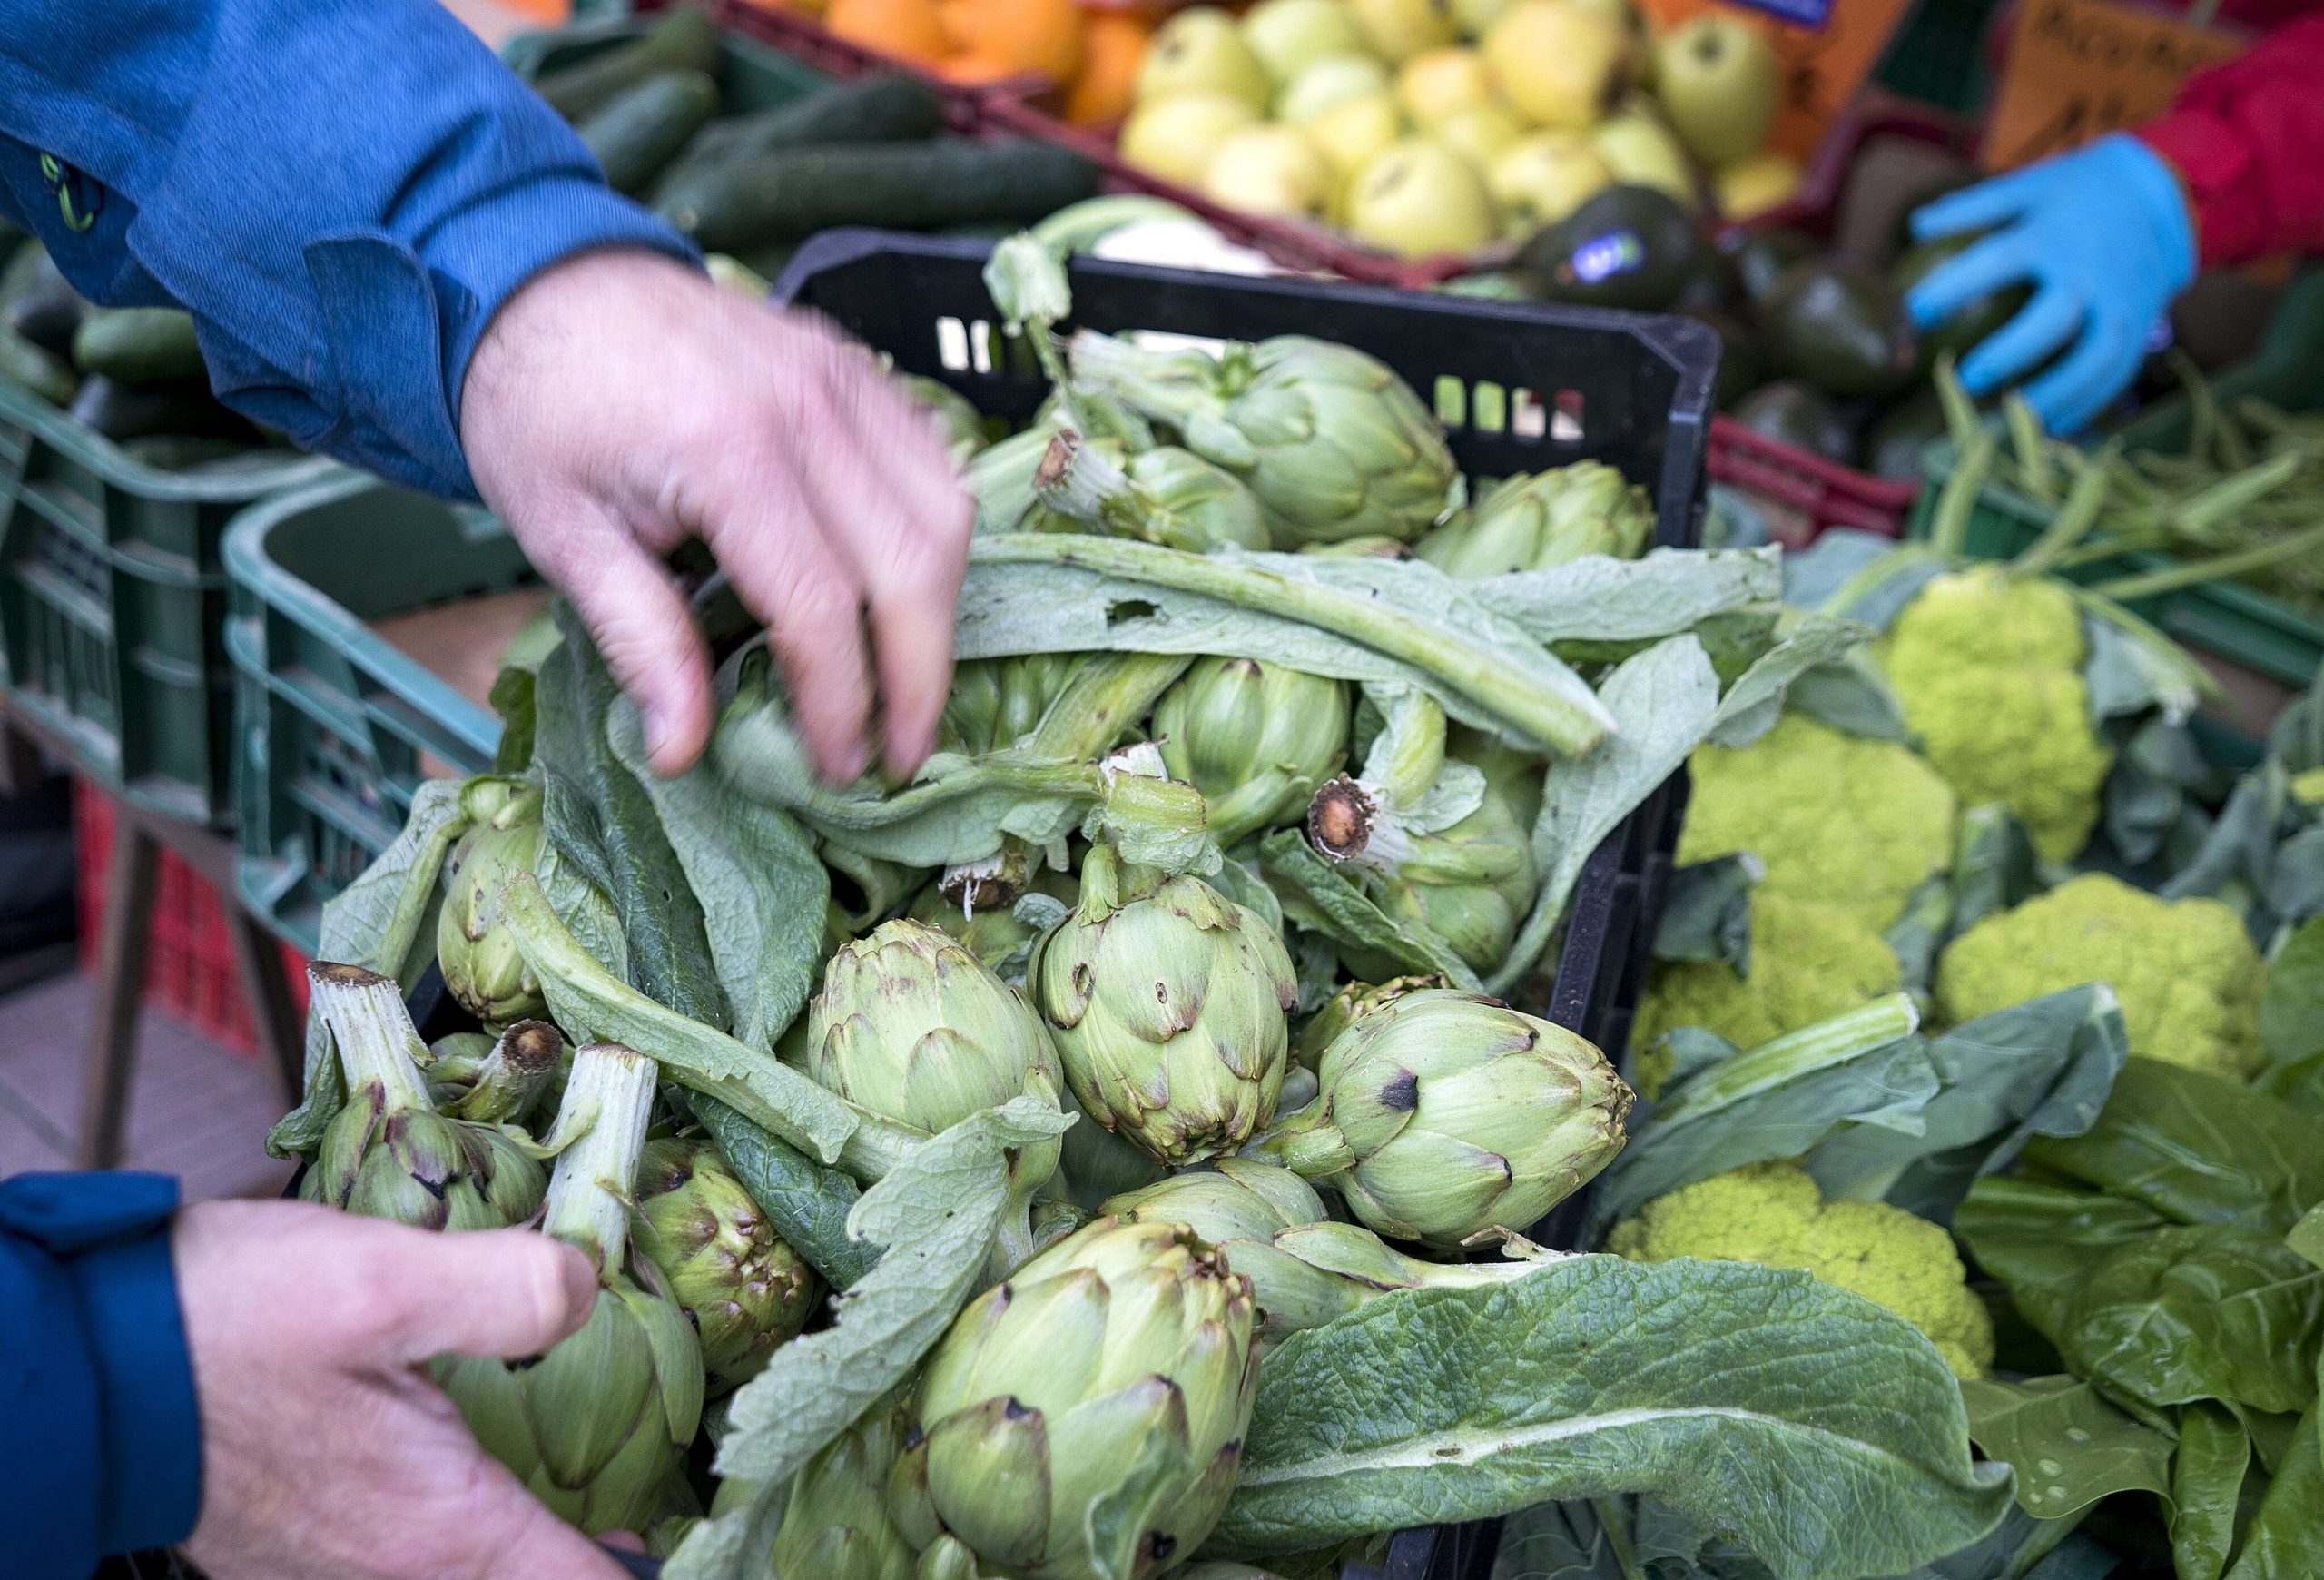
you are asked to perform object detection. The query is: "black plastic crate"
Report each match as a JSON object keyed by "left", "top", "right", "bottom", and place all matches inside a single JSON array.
[{"left": 776, "top": 231, "right": 1716, "bottom": 1580}]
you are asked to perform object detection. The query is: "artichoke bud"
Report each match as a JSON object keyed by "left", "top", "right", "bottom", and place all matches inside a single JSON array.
[
  {"left": 1295, "top": 976, "right": 1451, "bottom": 1067},
  {"left": 1156, "top": 657, "right": 1352, "bottom": 848},
  {"left": 305, "top": 963, "right": 546, "bottom": 1231},
  {"left": 1034, "top": 430, "right": 1272, "bottom": 553},
  {"left": 438, "top": 789, "right": 548, "bottom": 1025},
  {"left": 1102, "top": 1161, "right": 1353, "bottom": 1340},
  {"left": 635, "top": 1137, "right": 820, "bottom": 1393},
  {"left": 770, "top": 1403, "right": 919, "bottom": 1580},
  {"left": 943, "top": 656, "right": 1078, "bottom": 757},
  {"left": 891, "top": 1217, "right": 1259, "bottom": 1580},
  {"left": 1417, "top": 462, "right": 1651, "bottom": 577},
  {"left": 1299, "top": 535, "right": 1413, "bottom": 560},
  {"left": 1027, "top": 844, "right": 1297, "bottom": 1167},
  {"left": 1255, "top": 989, "right": 1631, "bottom": 1250},
  {"left": 439, "top": 1019, "right": 563, "bottom": 1125}
]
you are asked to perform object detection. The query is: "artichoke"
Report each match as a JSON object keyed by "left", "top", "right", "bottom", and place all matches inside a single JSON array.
[
  {"left": 1369, "top": 788, "right": 1539, "bottom": 974},
  {"left": 1105, "top": 1160, "right": 1556, "bottom": 1340},
  {"left": 1154, "top": 657, "right": 1352, "bottom": 848},
  {"left": 768, "top": 1403, "right": 920, "bottom": 1580},
  {"left": 438, "top": 1042, "right": 704, "bottom": 1536},
  {"left": 1294, "top": 975, "right": 1449, "bottom": 1067},
  {"left": 1033, "top": 430, "right": 1273, "bottom": 553},
  {"left": 635, "top": 1137, "right": 819, "bottom": 1393},
  {"left": 1254, "top": 989, "right": 1630, "bottom": 1249},
  {"left": 887, "top": 1216, "right": 1259, "bottom": 1580},
  {"left": 429, "top": 1018, "right": 563, "bottom": 1125},
  {"left": 1415, "top": 461, "right": 1653, "bottom": 577},
  {"left": 300, "top": 963, "right": 544, "bottom": 1230},
  {"left": 437, "top": 780, "right": 547, "bottom": 1024},
  {"left": 1027, "top": 844, "right": 1298, "bottom": 1166},
  {"left": 942, "top": 655, "right": 1081, "bottom": 756},
  {"left": 803, "top": 919, "right": 1068, "bottom": 1257},
  {"left": 1070, "top": 330, "right": 1456, "bottom": 547}
]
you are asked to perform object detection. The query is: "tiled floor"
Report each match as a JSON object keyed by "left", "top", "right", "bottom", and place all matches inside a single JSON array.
[{"left": 0, "top": 970, "right": 296, "bottom": 1200}]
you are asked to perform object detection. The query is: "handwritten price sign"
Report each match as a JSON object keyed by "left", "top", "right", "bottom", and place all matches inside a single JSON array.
[{"left": 1982, "top": 0, "right": 2246, "bottom": 172}]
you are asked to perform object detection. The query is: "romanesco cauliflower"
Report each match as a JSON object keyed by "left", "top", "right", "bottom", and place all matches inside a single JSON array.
[
  {"left": 1677, "top": 713, "right": 1956, "bottom": 932},
  {"left": 1935, "top": 872, "right": 2265, "bottom": 1080},
  {"left": 1633, "top": 893, "right": 1901, "bottom": 1070},
  {"left": 1877, "top": 567, "right": 2112, "bottom": 864},
  {"left": 1609, "top": 1160, "right": 1994, "bottom": 1379}
]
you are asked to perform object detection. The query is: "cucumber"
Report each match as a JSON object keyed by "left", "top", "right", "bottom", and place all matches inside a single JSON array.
[
  {"left": 579, "top": 70, "right": 720, "bottom": 194},
  {"left": 671, "top": 140, "right": 1098, "bottom": 253},
  {"left": 651, "top": 74, "right": 945, "bottom": 228},
  {"left": 73, "top": 308, "right": 205, "bottom": 385},
  {"left": 0, "top": 327, "right": 77, "bottom": 407},
  {"left": 533, "top": 7, "right": 721, "bottom": 123},
  {"left": 5, "top": 251, "right": 90, "bottom": 358},
  {"left": 67, "top": 377, "right": 253, "bottom": 444}
]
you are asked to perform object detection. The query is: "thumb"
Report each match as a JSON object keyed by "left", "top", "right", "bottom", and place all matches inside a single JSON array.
[{"left": 358, "top": 1226, "right": 600, "bottom": 1366}]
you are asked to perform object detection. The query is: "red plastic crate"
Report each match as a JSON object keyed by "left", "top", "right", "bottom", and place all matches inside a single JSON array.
[{"left": 74, "top": 779, "right": 309, "bottom": 1059}]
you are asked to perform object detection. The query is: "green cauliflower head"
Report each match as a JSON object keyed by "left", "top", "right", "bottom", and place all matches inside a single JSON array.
[
  {"left": 1936, "top": 872, "right": 2265, "bottom": 1080},
  {"left": 1609, "top": 1160, "right": 1994, "bottom": 1379},
  {"left": 1877, "top": 567, "right": 2112, "bottom": 864},
  {"left": 1677, "top": 713, "right": 1957, "bottom": 933},
  {"left": 1632, "top": 893, "right": 1902, "bottom": 1079}
]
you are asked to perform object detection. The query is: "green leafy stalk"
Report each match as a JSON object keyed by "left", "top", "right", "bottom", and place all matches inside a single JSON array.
[{"left": 539, "top": 1042, "right": 659, "bottom": 1269}]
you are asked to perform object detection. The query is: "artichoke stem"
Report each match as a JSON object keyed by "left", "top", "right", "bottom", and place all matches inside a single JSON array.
[
  {"left": 308, "top": 963, "right": 437, "bottom": 1115},
  {"left": 444, "top": 1019, "right": 561, "bottom": 1124},
  {"left": 1029, "top": 652, "right": 1194, "bottom": 763},
  {"left": 541, "top": 1042, "right": 659, "bottom": 1270},
  {"left": 1306, "top": 775, "right": 1378, "bottom": 864},
  {"left": 940, "top": 844, "right": 1029, "bottom": 913},
  {"left": 1035, "top": 431, "right": 1207, "bottom": 552},
  {"left": 1067, "top": 329, "right": 1206, "bottom": 428}
]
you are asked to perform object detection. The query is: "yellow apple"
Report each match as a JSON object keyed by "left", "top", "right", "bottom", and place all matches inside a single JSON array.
[
  {"left": 1241, "top": 0, "right": 1372, "bottom": 84},
  {"left": 1655, "top": 14, "right": 1780, "bottom": 166},
  {"left": 1350, "top": 0, "right": 1459, "bottom": 64},
  {"left": 1488, "top": 130, "right": 1613, "bottom": 236},
  {"left": 1590, "top": 108, "right": 1699, "bottom": 209},
  {"left": 1136, "top": 8, "right": 1273, "bottom": 110},
  {"left": 1278, "top": 54, "right": 1394, "bottom": 123},
  {"left": 1202, "top": 124, "right": 1338, "bottom": 219},
  {"left": 1482, "top": 0, "right": 1630, "bottom": 128},
  {"left": 1715, "top": 151, "right": 1804, "bottom": 220},
  {"left": 1121, "top": 94, "right": 1264, "bottom": 186},
  {"left": 1396, "top": 46, "right": 1493, "bottom": 127},
  {"left": 1433, "top": 102, "right": 1524, "bottom": 169},
  {"left": 1306, "top": 89, "right": 1407, "bottom": 187},
  {"left": 1344, "top": 138, "right": 1497, "bottom": 256}
]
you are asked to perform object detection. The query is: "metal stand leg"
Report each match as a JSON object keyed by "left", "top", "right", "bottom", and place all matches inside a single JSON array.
[
  {"left": 78, "top": 815, "right": 157, "bottom": 1170},
  {"left": 226, "top": 910, "right": 303, "bottom": 1107}
]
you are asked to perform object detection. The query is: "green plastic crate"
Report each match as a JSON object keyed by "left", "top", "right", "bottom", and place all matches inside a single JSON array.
[
  {"left": 0, "top": 376, "right": 338, "bottom": 824},
  {"left": 504, "top": 5, "right": 829, "bottom": 108},
  {"left": 227, "top": 477, "right": 534, "bottom": 955},
  {"left": 1910, "top": 271, "right": 2324, "bottom": 690}
]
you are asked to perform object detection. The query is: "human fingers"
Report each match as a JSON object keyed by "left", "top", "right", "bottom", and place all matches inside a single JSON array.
[
  {"left": 2018, "top": 314, "right": 2142, "bottom": 437},
  {"left": 1907, "top": 171, "right": 2037, "bottom": 243},
  {"left": 700, "top": 458, "right": 877, "bottom": 782},
  {"left": 1955, "top": 285, "right": 2083, "bottom": 398},
  {"left": 1904, "top": 235, "right": 2041, "bottom": 334},
  {"left": 540, "top": 508, "right": 714, "bottom": 773},
  {"left": 334, "top": 1222, "right": 598, "bottom": 1366},
  {"left": 441, "top": 1463, "right": 638, "bottom": 1580}
]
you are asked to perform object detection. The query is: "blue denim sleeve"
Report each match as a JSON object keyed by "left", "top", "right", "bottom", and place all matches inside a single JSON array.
[
  {"left": 0, "top": 0, "right": 698, "bottom": 498},
  {"left": 0, "top": 1172, "right": 202, "bottom": 1580}
]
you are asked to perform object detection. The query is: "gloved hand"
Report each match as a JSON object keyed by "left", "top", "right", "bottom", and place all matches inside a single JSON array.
[{"left": 1904, "top": 133, "right": 2196, "bottom": 436}]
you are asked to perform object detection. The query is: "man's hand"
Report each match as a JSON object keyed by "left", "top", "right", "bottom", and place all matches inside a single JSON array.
[
  {"left": 460, "top": 249, "right": 973, "bottom": 780},
  {"left": 177, "top": 1200, "right": 625, "bottom": 1580}
]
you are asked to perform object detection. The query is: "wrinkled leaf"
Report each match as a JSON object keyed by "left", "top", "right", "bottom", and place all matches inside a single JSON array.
[
  {"left": 1960, "top": 1375, "right": 2173, "bottom": 1522},
  {"left": 1258, "top": 830, "right": 1482, "bottom": 990},
  {"left": 1210, "top": 1257, "right": 2014, "bottom": 1580},
  {"left": 694, "top": 1096, "right": 876, "bottom": 1289}
]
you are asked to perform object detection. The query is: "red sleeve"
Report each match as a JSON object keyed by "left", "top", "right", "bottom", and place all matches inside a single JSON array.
[{"left": 2134, "top": 14, "right": 2324, "bottom": 266}]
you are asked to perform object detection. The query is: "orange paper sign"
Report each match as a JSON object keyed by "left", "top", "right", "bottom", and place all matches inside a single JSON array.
[
  {"left": 1982, "top": 0, "right": 2246, "bottom": 172},
  {"left": 1637, "top": 0, "right": 1915, "bottom": 162}
]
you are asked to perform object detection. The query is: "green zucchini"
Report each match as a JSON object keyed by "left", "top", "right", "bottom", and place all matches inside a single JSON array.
[
  {"left": 651, "top": 74, "right": 946, "bottom": 228},
  {"left": 5, "top": 250, "right": 89, "bottom": 358},
  {"left": 0, "top": 327, "right": 76, "bottom": 407},
  {"left": 579, "top": 70, "right": 720, "bottom": 194},
  {"left": 73, "top": 308, "right": 205, "bottom": 385},
  {"left": 532, "top": 6, "right": 720, "bottom": 123},
  {"left": 670, "top": 140, "right": 1098, "bottom": 253}
]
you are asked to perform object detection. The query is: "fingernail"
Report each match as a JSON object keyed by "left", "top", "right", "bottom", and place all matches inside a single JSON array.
[{"left": 645, "top": 706, "right": 682, "bottom": 771}]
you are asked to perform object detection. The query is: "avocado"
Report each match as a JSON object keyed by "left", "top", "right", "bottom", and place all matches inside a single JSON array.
[
  {"left": 1516, "top": 184, "right": 1706, "bottom": 313},
  {"left": 1729, "top": 380, "right": 1854, "bottom": 466},
  {"left": 1678, "top": 306, "right": 1763, "bottom": 410},
  {"left": 1891, "top": 233, "right": 2027, "bottom": 367},
  {"left": 1862, "top": 388, "right": 1948, "bottom": 480},
  {"left": 1759, "top": 261, "right": 1917, "bottom": 399},
  {"left": 1670, "top": 242, "right": 1741, "bottom": 314},
  {"left": 1718, "top": 225, "right": 1816, "bottom": 309}
]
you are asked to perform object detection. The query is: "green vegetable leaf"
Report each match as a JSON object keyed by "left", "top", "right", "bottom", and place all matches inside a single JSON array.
[
  {"left": 2257, "top": 1052, "right": 2324, "bottom": 1125},
  {"left": 1257, "top": 829, "right": 1482, "bottom": 990},
  {"left": 2171, "top": 1402, "right": 2252, "bottom": 1580},
  {"left": 1702, "top": 614, "right": 1873, "bottom": 750},
  {"left": 1959, "top": 1375, "right": 2173, "bottom": 1523},
  {"left": 1783, "top": 653, "right": 1908, "bottom": 742},
  {"left": 1589, "top": 995, "right": 1929, "bottom": 1237},
  {"left": 693, "top": 1096, "right": 877, "bottom": 1289},
  {"left": 1470, "top": 548, "right": 1783, "bottom": 647},
  {"left": 1947, "top": 804, "right": 2042, "bottom": 943},
  {"left": 1649, "top": 855, "right": 1759, "bottom": 973},
  {"left": 2260, "top": 917, "right": 2324, "bottom": 1065},
  {"left": 1209, "top": 1257, "right": 2014, "bottom": 1580},
  {"left": 667, "top": 1099, "right": 1069, "bottom": 1580},
  {"left": 1492, "top": 636, "right": 1721, "bottom": 996},
  {"left": 488, "top": 663, "right": 537, "bottom": 775},
  {"left": 1810, "top": 986, "right": 2128, "bottom": 1223},
  {"left": 607, "top": 699, "right": 826, "bottom": 1054},
  {"left": 2057, "top": 1225, "right": 2324, "bottom": 1415},
  {"left": 1953, "top": 1175, "right": 2171, "bottom": 1341},
  {"left": 267, "top": 778, "right": 468, "bottom": 1158},
  {"left": 2290, "top": 1204, "right": 2324, "bottom": 1271},
  {"left": 2221, "top": 1407, "right": 2323, "bottom": 1579},
  {"left": 2024, "top": 1059, "right": 2324, "bottom": 1233}
]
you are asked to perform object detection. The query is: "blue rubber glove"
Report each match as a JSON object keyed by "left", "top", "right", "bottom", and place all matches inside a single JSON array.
[{"left": 1904, "top": 133, "right": 2196, "bottom": 436}]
